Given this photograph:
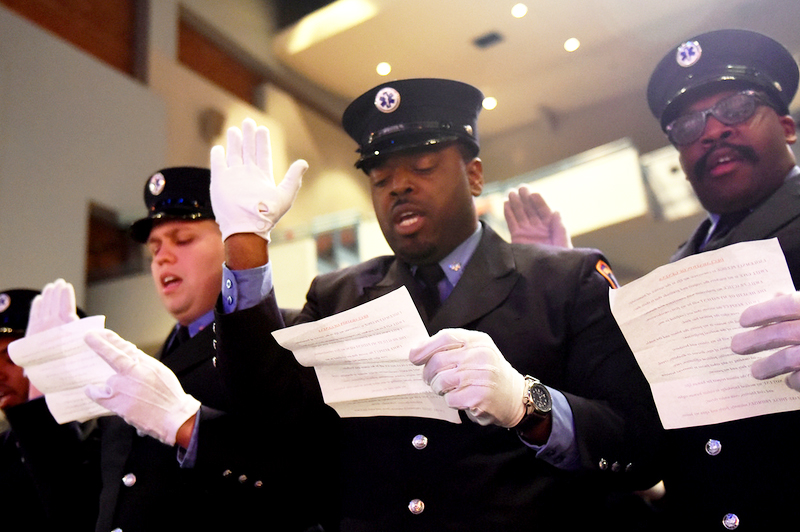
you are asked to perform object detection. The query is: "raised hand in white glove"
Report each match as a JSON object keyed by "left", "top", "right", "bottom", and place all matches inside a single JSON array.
[
  {"left": 84, "top": 329, "right": 201, "bottom": 446},
  {"left": 409, "top": 328, "right": 526, "bottom": 428},
  {"left": 210, "top": 117, "right": 308, "bottom": 241},
  {"left": 26, "top": 278, "right": 80, "bottom": 337},
  {"left": 731, "top": 292, "right": 800, "bottom": 391},
  {"left": 504, "top": 186, "right": 572, "bottom": 249}
]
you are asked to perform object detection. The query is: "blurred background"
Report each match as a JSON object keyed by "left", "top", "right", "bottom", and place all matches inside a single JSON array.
[{"left": 1, "top": 0, "right": 799, "bottom": 352}]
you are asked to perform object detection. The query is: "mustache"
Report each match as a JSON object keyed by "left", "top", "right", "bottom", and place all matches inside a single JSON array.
[{"left": 694, "top": 142, "right": 759, "bottom": 178}]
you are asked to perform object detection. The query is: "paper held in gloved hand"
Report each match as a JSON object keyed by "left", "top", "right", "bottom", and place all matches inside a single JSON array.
[
  {"left": 609, "top": 238, "right": 800, "bottom": 429},
  {"left": 272, "top": 287, "right": 461, "bottom": 423},
  {"left": 8, "top": 316, "right": 114, "bottom": 423}
]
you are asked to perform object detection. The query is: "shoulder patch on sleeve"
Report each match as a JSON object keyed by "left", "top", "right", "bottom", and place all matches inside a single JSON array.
[{"left": 595, "top": 259, "right": 619, "bottom": 289}]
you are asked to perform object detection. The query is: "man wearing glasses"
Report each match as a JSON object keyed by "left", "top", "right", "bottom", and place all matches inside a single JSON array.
[{"left": 646, "top": 29, "right": 800, "bottom": 530}]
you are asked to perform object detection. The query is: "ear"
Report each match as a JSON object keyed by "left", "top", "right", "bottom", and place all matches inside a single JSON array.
[
  {"left": 780, "top": 114, "right": 797, "bottom": 145},
  {"left": 466, "top": 157, "right": 484, "bottom": 197}
]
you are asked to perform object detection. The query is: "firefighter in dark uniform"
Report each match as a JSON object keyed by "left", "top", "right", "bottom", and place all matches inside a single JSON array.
[
  {"left": 647, "top": 29, "right": 800, "bottom": 530},
  {"left": 1, "top": 288, "right": 98, "bottom": 531}
]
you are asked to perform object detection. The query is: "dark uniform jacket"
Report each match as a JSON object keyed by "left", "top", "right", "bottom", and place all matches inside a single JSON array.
[
  {"left": 2, "top": 401, "right": 98, "bottom": 531},
  {"left": 214, "top": 224, "right": 662, "bottom": 532},
  {"left": 661, "top": 170, "right": 800, "bottom": 530},
  {"left": 10, "top": 323, "right": 332, "bottom": 532}
]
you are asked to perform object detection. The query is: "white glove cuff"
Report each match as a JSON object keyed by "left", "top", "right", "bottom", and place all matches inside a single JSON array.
[{"left": 162, "top": 394, "right": 202, "bottom": 446}]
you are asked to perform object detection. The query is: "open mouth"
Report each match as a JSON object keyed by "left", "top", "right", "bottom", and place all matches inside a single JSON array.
[
  {"left": 160, "top": 274, "right": 182, "bottom": 292},
  {"left": 393, "top": 205, "right": 425, "bottom": 235}
]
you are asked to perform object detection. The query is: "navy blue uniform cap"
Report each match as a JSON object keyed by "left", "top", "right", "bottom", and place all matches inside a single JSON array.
[
  {"left": 647, "top": 29, "right": 799, "bottom": 131},
  {"left": 130, "top": 167, "right": 214, "bottom": 243},
  {"left": 0, "top": 289, "right": 39, "bottom": 336},
  {"left": 342, "top": 78, "right": 484, "bottom": 170}
]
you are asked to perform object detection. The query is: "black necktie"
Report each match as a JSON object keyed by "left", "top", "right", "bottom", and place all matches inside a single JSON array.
[
  {"left": 701, "top": 210, "right": 750, "bottom": 251},
  {"left": 415, "top": 264, "right": 445, "bottom": 318},
  {"left": 164, "top": 325, "right": 190, "bottom": 358}
]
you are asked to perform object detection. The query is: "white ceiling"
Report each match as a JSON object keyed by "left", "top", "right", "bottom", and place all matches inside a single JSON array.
[
  {"left": 261, "top": 0, "right": 800, "bottom": 281},
  {"left": 270, "top": 0, "right": 800, "bottom": 141}
]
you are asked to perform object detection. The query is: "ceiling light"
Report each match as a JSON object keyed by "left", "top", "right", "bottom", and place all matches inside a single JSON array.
[
  {"left": 511, "top": 4, "right": 528, "bottom": 18},
  {"left": 284, "top": 0, "right": 378, "bottom": 55},
  {"left": 376, "top": 62, "right": 391, "bottom": 76},
  {"left": 564, "top": 38, "right": 580, "bottom": 52},
  {"left": 482, "top": 97, "right": 497, "bottom": 110}
]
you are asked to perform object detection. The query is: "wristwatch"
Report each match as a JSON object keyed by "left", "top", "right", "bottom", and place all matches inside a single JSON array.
[{"left": 516, "top": 375, "right": 552, "bottom": 433}]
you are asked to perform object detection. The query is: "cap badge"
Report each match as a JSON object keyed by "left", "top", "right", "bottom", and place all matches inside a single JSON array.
[
  {"left": 148, "top": 172, "right": 166, "bottom": 196},
  {"left": 0, "top": 293, "right": 10, "bottom": 313},
  {"left": 676, "top": 40, "right": 702, "bottom": 68},
  {"left": 375, "top": 87, "right": 401, "bottom": 113}
]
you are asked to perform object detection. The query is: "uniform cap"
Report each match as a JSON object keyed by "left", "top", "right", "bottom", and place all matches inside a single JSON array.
[
  {"left": 647, "top": 29, "right": 799, "bottom": 131},
  {"left": 342, "top": 78, "right": 484, "bottom": 170},
  {"left": 130, "top": 167, "right": 214, "bottom": 243},
  {"left": 0, "top": 289, "right": 39, "bottom": 336}
]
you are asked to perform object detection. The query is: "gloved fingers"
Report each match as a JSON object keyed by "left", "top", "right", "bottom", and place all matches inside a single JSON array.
[
  {"left": 225, "top": 123, "right": 244, "bottom": 168},
  {"left": 739, "top": 292, "right": 800, "bottom": 327},
  {"left": 429, "top": 363, "right": 501, "bottom": 395},
  {"left": 210, "top": 144, "right": 226, "bottom": 178},
  {"left": 56, "top": 279, "right": 79, "bottom": 323},
  {"left": 278, "top": 159, "right": 308, "bottom": 201},
  {"left": 241, "top": 117, "right": 258, "bottom": 167},
  {"left": 84, "top": 383, "right": 113, "bottom": 404},
  {"left": 731, "top": 320, "right": 800, "bottom": 354},
  {"left": 409, "top": 328, "right": 467, "bottom": 366},
  {"left": 84, "top": 330, "right": 138, "bottom": 374},
  {"left": 751, "top": 345, "right": 800, "bottom": 380},
  {"left": 520, "top": 188, "right": 555, "bottom": 222},
  {"left": 254, "top": 123, "right": 273, "bottom": 179},
  {"left": 503, "top": 189, "right": 526, "bottom": 234}
]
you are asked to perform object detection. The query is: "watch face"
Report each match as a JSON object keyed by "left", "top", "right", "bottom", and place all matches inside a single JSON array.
[{"left": 531, "top": 384, "right": 552, "bottom": 412}]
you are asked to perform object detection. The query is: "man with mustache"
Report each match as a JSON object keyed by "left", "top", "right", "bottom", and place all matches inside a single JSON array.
[
  {"left": 645, "top": 29, "right": 800, "bottom": 530},
  {"left": 205, "top": 80, "right": 663, "bottom": 531},
  {"left": 507, "top": 29, "right": 800, "bottom": 529}
]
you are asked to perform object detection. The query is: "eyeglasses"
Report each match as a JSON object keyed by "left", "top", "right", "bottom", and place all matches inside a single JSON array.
[{"left": 666, "top": 90, "right": 778, "bottom": 146}]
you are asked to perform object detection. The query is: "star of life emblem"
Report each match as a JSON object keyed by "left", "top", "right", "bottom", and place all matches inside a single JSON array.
[
  {"left": 676, "top": 40, "right": 702, "bottom": 68},
  {"left": 375, "top": 87, "right": 401, "bottom": 113},
  {"left": 148, "top": 172, "right": 166, "bottom": 196},
  {"left": 0, "top": 293, "right": 10, "bottom": 313}
]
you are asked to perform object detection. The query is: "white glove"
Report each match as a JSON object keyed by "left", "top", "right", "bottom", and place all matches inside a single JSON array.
[
  {"left": 731, "top": 292, "right": 800, "bottom": 391},
  {"left": 84, "top": 329, "right": 201, "bottom": 446},
  {"left": 504, "top": 187, "right": 572, "bottom": 248},
  {"left": 26, "top": 278, "right": 79, "bottom": 337},
  {"left": 409, "top": 328, "right": 527, "bottom": 428},
  {"left": 210, "top": 117, "right": 307, "bottom": 241}
]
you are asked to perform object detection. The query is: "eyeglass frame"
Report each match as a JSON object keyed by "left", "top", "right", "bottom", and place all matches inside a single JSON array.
[{"left": 665, "top": 90, "right": 781, "bottom": 146}]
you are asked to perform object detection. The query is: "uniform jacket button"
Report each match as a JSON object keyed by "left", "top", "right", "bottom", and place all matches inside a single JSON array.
[
  {"left": 598, "top": 458, "right": 608, "bottom": 470},
  {"left": 408, "top": 499, "right": 425, "bottom": 515},
  {"left": 705, "top": 439, "right": 722, "bottom": 456},
  {"left": 722, "top": 513, "right": 739, "bottom": 529},
  {"left": 412, "top": 434, "right": 428, "bottom": 449},
  {"left": 122, "top": 473, "right": 136, "bottom": 487}
]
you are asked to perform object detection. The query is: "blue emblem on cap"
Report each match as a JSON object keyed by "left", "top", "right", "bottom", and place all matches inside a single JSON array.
[
  {"left": 375, "top": 87, "right": 401, "bottom": 113},
  {"left": 0, "top": 293, "right": 10, "bottom": 313},
  {"left": 148, "top": 172, "right": 166, "bottom": 196},
  {"left": 676, "top": 40, "right": 702, "bottom": 68}
]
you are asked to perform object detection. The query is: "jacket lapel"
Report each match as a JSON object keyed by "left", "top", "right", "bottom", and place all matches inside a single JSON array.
[{"left": 432, "top": 226, "right": 519, "bottom": 330}]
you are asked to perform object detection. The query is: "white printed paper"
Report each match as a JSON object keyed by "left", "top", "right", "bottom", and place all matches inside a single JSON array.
[
  {"left": 609, "top": 238, "right": 800, "bottom": 429},
  {"left": 8, "top": 316, "right": 114, "bottom": 423},
  {"left": 272, "top": 287, "right": 461, "bottom": 423}
]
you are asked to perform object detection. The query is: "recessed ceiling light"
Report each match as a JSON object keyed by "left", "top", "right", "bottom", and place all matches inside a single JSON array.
[
  {"left": 376, "top": 62, "right": 391, "bottom": 76},
  {"left": 511, "top": 4, "right": 528, "bottom": 18},
  {"left": 564, "top": 38, "right": 580, "bottom": 52},
  {"left": 482, "top": 97, "right": 497, "bottom": 110}
]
